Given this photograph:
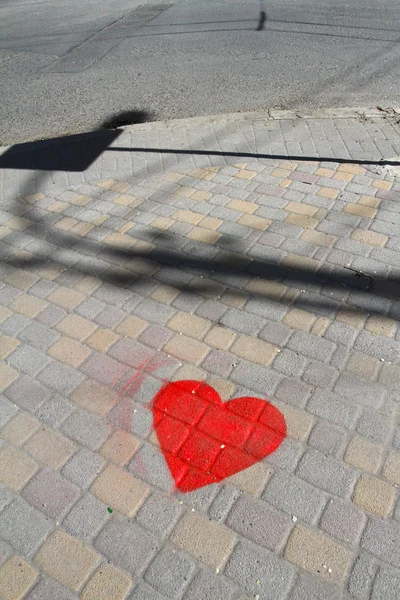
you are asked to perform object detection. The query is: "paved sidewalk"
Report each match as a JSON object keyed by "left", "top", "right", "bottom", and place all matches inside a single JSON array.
[{"left": 0, "top": 109, "right": 400, "bottom": 600}]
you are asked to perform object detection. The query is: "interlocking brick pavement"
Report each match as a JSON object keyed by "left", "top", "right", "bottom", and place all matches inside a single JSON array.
[{"left": 1, "top": 108, "right": 400, "bottom": 598}]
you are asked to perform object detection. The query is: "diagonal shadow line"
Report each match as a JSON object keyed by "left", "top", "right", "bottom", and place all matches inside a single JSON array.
[{"left": 107, "top": 146, "right": 400, "bottom": 167}]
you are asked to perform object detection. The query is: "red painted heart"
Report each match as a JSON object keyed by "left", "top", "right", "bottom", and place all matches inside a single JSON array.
[{"left": 152, "top": 380, "right": 286, "bottom": 493}]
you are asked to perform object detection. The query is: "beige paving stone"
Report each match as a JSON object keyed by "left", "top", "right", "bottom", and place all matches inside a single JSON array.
[
  {"left": 245, "top": 278, "right": 287, "bottom": 299},
  {"left": 81, "top": 563, "right": 132, "bottom": 600},
  {"left": 346, "top": 352, "right": 380, "bottom": 379},
  {"left": 172, "top": 364, "right": 207, "bottom": 382},
  {"left": 4, "top": 270, "right": 38, "bottom": 290},
  {"left": 119, "top": 222, "right": 135, "bottom": 234},
  {"left": 227, "top": 199, "right": 257, "bottom": 214},
  {"left": 199, "top": 216, "right": 223, "bottom": 230},
  {"left": 280, "top": 178, "right": 292, "bottom": 188},
  {"left": 97, "top": 179, "right": 115, "bottom": 189},
  {"left": 382, "top": 452, "right": 400, "bottom": 486},
  {"left": 173, "top": 209, "right": 203, "bottom": 224},
  {"left": 168, "top": 312, "right": 210, "bottom": 339},
  {"left": 343, "top": 204, "right": 377, "bottom": 219},
  {"left": 285, "top": 201, "right": 318, "bottom": 216},
  {"left": 174, "top": 187, "right": 196, "bottom": 198},
  {"left": 34, "top": 531, "right": 99, "bottom": 592},
  {"left": 317, "top": 187, "right": 339, "bottom": 199},
  {"left": 55, "top": 217, "right": 78, "bottom": 231},
  {"left": 124, "top": 257, "right": 158, "bottom": 276},
  {"left": 151, "top": 285, "right": 179, "bottom": 304},
  {"left": 333, "top": 171, "right": 353, "bottom": 182},
  {"left": 164, "top": 334, "right": 210, "bottom": 364},
  {"left": 351, "top": 229, "right": 388, "bottom": 247},
  {"left": 235, "top": 169, "right": 257, "bottom": 180},
  {"left": 315, "top": 168, "right": 335, "bottom": 177},
  {"left": 358, "top": 195, "right": 381, "bottom": 208},
  {"left": 345, "top": 436, "right": 383, "bottom": 474},
  {"left": 4, "top": 217, "right": 31, "bottom": 231},
  {"left": 71, "top": 222, "right": 94, "bottom": 236},
  {"left": 215, "top": 250, "right": 250, "bottom": 271},
  {"left": 372, "top": 179, "right": 392, "bottom": 190},
  {"left": 0, "top": 335, "right": 19, "bottom": 359},
  {"left": 71, "top": 194, "right": 92, "bottom": 206},
  {"left": 188, "top": 168, "right": 209, "bottom": 179},
  {"left": 38, "top": 263, "right": 64, "bottom": 280},
  {"left": 310, "top": 317, "right": 330, "bottom": 337},
  {"left": 187, "top": 227, "right": 221, "bottom": 244},
  {"left": 231, "top": 335, "right": 277, "bottom": 365},
  {"left": 228, "top": 462, "right": 272, "bottom": 496},
  {"left": 285, "top": 525, "right": 352, "bottom": 583},
  {"left": 300, "top": 229, "right": 336, "bottom": 247},
  {"left": 237, "top": 214, "right": 271, "bottom": 230},
  {"left": 116, "top": 315, "right": 148, "bottom": 338},
  {"left": 56, "top": 314, "right": 97, "bottom": 340},
  {"left": 71, "top": 380, "right": 118, "bottom": 416},
  {"left": 48, "top": 201, "right": 68, "bottom": 213},
  {"left": 87, "top": 328, "right": 119, "bottom": 352},
  {"left": 0, "top": 555, "right": 38, "bottom": 600},
  {"left": 100, "top": 431, "right": 139, "bottom": 466},
  {"left": 338, "top": 164, "right": 365, "bottom": 175},
  {"left": 0, "top": 445, "right": 37, "bottom": 490},
  {"left": 204, "top": 326, "right": 236, "bottom": 350},
  {"left": 9, "top": 294, "right": 46, "bottom": 318},
  {"left": 280, "top": 160, "right": 298, "bottom": 170},
  {"left": 104, "top": 232, "right": 135, "bottom": 250},
  {"left": 48, "top": 287, "right": 85, "bottom": 309},
  {"left": 365, "top": 315, "right": 397, "bottom": 337},
  {"left": 272, "top": 168, "right": 292, "bottom": 178},
  {"left": 171, "top": 511, "right": 236, "bottom": 569},
  {"left": 352, "top": 475, "right": 395, "bottom": 517},
  {"left": 48, "top": 337, "right": 91, "bottom": 367},
  {"left": 24, "top": 427, "right": 76, "bottom": 469},
  {"left": 275, "top": 402, "right": 314, "bottom": 441},
  {"left": 282, "top": 254, "right": 320, "bottom": 272},
  {"left": 283, "top": 308, "right": 315, "bottom": 332},
  {"left": 152, "top": 216, "right": 174, "bottom": 230},
  {"left": 0, "top": 306, "right": 12, "bottom": 324},
  {"left": 1, "top": 413, "right": 38, "bottom": 446},
  {"left": 74, "top": 276, "right": 102, "bottom": 295},
  {"left": 91, "top": 464, "right": 149, "bottom": 516},
  {"left": 111, "top": 181, "right": 131, "bottom": 193},
  {"left": 0, "top": 363, "right": 19, "bottom": 391},
  {"left": 113, "top": 194, "right": 137, "bottom": 206},
  {"left": 221, "top": 289, "right": 249, "bottom": 308},
  {"left": 25, "top": 192, "right": 44, "bottom": 203},
  {"left": 336, "top": 309, "right": 365, "bottom": 329},
  {"left": 207, "top": 376, "right": 236, "bottom": 400},
  {"left": 191, "top": 190, "right": 212, "bottom": 202}
]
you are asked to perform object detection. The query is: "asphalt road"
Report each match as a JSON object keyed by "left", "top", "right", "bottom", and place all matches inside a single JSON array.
[{"left": 1, "top": 0, "right": 399, "bottom": 144}]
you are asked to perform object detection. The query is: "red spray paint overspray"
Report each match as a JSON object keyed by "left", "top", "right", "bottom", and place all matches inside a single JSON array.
[{"left": 152, "top": 380, "right": 286, "bottom": 493}]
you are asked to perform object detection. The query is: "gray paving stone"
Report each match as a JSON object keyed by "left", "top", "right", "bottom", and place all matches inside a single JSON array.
[
  {"left": 221, "top": 309, "right": 265, "bottom": 335},
  {"left": 308, "top": 421, "right": 348, "bottom": 458},
  {"left": 63, "top": 493, "right": 109, "bottom": 541},
  {"left": 263, "top": 471, "right": 326, "bottom": 524},
  {"left": 175, "top": 484, "right": 219, "bottom": 512},
  {"left": 183, "top": 568, "right": 237, "bottom": 600},
  {"left": 128, "top": 582, "right": 166, "bottom": 600},
  {"left": 320, "top": 498, "right": 366, "bottom": 546},
  {"left": 202, "top": 349, "right": 235, "bottom": 378},
  {"left": 225, "top": 539, "right": 295, "bottom": 600},
  {"left": 35, "top": 394, "right": 75, "bottom": 427},
  {"left": 288, "top": 332, "right": 337, "bottom": 361},
  {"left": 289, "top": 574, "right": 343, "bottom": 600},
  {"left": 21, "top": 468, "right": 80, "bottom": 519},
  {"left": 307, "top": 389, "right": 360, "bottom": 428},
  {"left": 208, "top": 484, "right": 241, "bottom": 524},
  {"left": 108, "top": 400, "right": 153, "bottom": 439},
  {"left": 136, "top": 493, "right": 182, "bottom": 539},
  {"left": 62, "top": 409, "right": 110, "bottom": 451},
  {"left": 266, "top": 438, "right": 305, "bottom": 473},
  {"left": 61, "top": 448, "right": 105, "bottom": 488},
  {"left": 95, "top": 306, "right": 126, "bottom": 328},
  {"left": 129, "top": 443, "right": 173, "bottom": 492},
  {"left": 372, "top": 567, "right": 400, "bottom": 600},
  {"left": 76, "top": 297, "right": 106, "bottom": 319},
  {"left": 356, "top": 409, "right": 394, "bottom": 444},
  {"left": 334, "top": 372, "right": 387, "bottom": 408},
  {"left": 94, "top": 517, "right": 159, "bottom": 575},
  {"left": 275, "top": 377, "right": 313, "bottom": 408},
  {"left": 0, "top": 484, "right": 12, "bottom": 511},
  {"left": 36, "top": 304, "right": 66, "bottom": 327},
  {"left": 273, "top": 350, "right": 308, "bottom": 378},
  {"left": 302, "top": 361, "right": 339, "bottom": 388},
  {"left": 4, "top": 375, "right": 52, "bottom": 413},
  {"left": 231, "top": 360, "right": 281, "bottom": 396},
  {"left": 19, "top": 321, "right": 60, "bottom": 350},
  {"left": 135, "top": 299, "right": 175, "bottom": 325},
  {"left": 227, "top": 495, "right": 292, "bottom": 552},
  {"left": 354, "top": 331, "right": 400, "bottom": 362},
  {"left": 145, "top": 545, "right": 196, "bottom": 599},
  {"left": 108, "top": 339, "right": 155, "bottom": 370},
  {"left": 259, "top": 321, "right": 293, "bottom": 346},
  {"left": 0, "top": 395, "right": 18, "bottom": 427},
  {"left": 7, "top": 344, "right": 50, "bottom": 376},
  {"left": 348, "top": 553, "right": 377, "bottom": 598},
  {"left": 362, "top": 517, "right": 400, "bottom": 569},
  {"left": 37, "top": 361, "right": 85, "bottom": 394},
  {"left": 324, "top": 322, "right": 358, "bottom": 346},
  {"left": 0, "top": 497, "right": 53, "bottom": 556},
  {"left": 297, "top": 448, "right": 357, "bottom": 498},
  {"left": 24, "top": 576, "right": 77, "bottom": 600}
]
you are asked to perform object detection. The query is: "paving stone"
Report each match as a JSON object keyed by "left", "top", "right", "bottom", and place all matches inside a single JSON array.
[
  {"left": 63, "top": 493, "right": 109, "bottom": 540},
  {"left": 128, "top": 582, "right": 167, "bottom": 600},
  {"left": 225, "top": 539, "right": 295, "bottom": 600},
  {"left": 266, "top": 437, "right": 304, "bottom": 472},
  {"left": 171, "top": 511, "right": 236, "bottom": 570},
  {"left": 231, "top": 360, "right": 281, "bottom": 396},
  {"left": 208, "top": 484, "right": 241, "bottom": 523},
  {"left": 383, "top": 452, "right": 400, "bottom": 486},
  {"left": 0, "top": 445, "right": 38, "bottom": 491},
  {"left": 362, "top": 517, "right": 400, "bottom": 568},
  {"left": 259, "top": 321, "right": 293, "bottom": 346},
  {"left": 91, "top": 464, "right": 149, "bottom": 517},
  {"left": 354, "top": 330, "right": 400, "bottom": 362},
  {"left": 297, "top": 448, "right": 357, "bottom": 498},
  {"left": 7, "top": 344, "right": 50, "bottom": 376},
  {"left": 320, "top": 497, "right": 366, "bottom": 546},
  {"left": 71, "top": 380, "right": 118, "bottom": 416},
  {"left": 356, "top": 409, "right": 394, "bottom": 444},
  {"left": 34, "top": 530, "right": 99, "bottom": 592},
  {"left": 136, "top": 493, "right": 182, "bottom": 538},
  {"left": 129, "top": 443, "right": 174, "bottom": 492},
  {"left": 19, "top": 321, "right": 60, "bottom": 350},
  {"left": 81, "top": 563, "right": 132, "bottom": 600},
  {"left": 62, "top": 448, "right": 105, "bottom": 488},
  {"left": 285, "top": 524, "right": 352, "bottom": 583},
  {"left": 352, "top": 475, "right": 395, "bottom": 517},
  {"left": 307, "top": 389, "right": 360, "bottom": 428},
  {"left": 145, "top": 545, "right": 195, "bottom": 598},
  {"left": 24, "top": 576, "right": 77, "bottom": 600},
  {"left": 22, "top": 468, "right": 80, "bottom": 519},
  {"left": 62, "top": 409, "right": 110, "bottom": 450},
  {"left": 183, "top": 567, "right": 236, "bottom": 600},
  {"left": 302, "top": 361, "right": 339, "bottom": 388},
  {"left": 346, "top": 351, "right": 380, "bottom": 380},
  {"left": 227, "top": 495, "right": 292, "bottom": 552},
  {"left": 221, "top": 309, "right": 265, "bottom": 335},
  {"left": 275, "top": 377, "right": 313, "bottom": 408},
  {"left": 0, "top": 497, "right": 53, "bottom": 556},
  {"left": 35, "top": 394, "right": 74, "bottom": 427},
  {"left": 0, "top": 395, "right": 18, "bottom": 427},
  {"left": 94, "top": 517, "right": 158, "bottom": 575},
  {"left": 289, "top": 574, "right": 344, "bottom": 600},
  {"left": 80, "top": 352, "right": 127, "bottom": 385},
  {"left": 334, "top": 372, "right": 386, "bottom": 408},
  {"left": 37, "top": 361, "right": 85, "bottom": 394},
  {"left": 273, "top": 350, "right": 308, "bottom": 378},
  {"left": 263, "top": 471, "right": 326, "bottom": 524},
  {"left": 228, "top": 461, "right": 272, "bottom": 496},
  {"left": 288, "top": 331, "right": 336, "bottom": 361},
  {"left": 1, "top": 412, "right": 38, "bottom": 446},
  {"left": 0, "top": 555, "right": 38, "bottom": 600},
  {"left": 372, "top": 567, "right": 400, "bottom": 600},
  {"left": 24, "top": 427, "right": 76, "bottom": 469},
  {"left": 348, "top": 553, "right": 377, "bottom": 598},
  {"left": 344, "top": 435, "right": 384, "bottom": 474}
]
